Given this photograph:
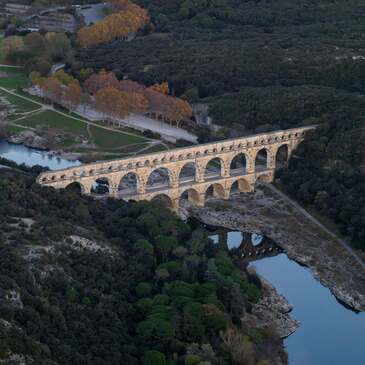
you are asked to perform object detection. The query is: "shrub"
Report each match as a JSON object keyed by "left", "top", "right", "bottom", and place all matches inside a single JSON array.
[
  {"left": 136, "top": 282, "right": 152, "bottom": 298},
  {"left": 135, "top": 239, "right": 154, "bottom": 255},
  {"left": 152, "top": 294, "right": 170, "bottom": 305},
  {"left": 185, "top": 354, "right": 202, "bottom": 365},
  {"left": 142, "top": 350, "right": 166, "bottom": 365},
  {"left": 135, "top": 298, "right": 153, "bottom": 314}
]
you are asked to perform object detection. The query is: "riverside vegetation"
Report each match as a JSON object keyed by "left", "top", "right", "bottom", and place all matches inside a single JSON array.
[{"left": 0, "top": 159, "right": 286, "bottom": 365}]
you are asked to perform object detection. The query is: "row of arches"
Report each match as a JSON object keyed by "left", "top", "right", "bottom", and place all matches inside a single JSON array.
[
  {"left": 87, "top": 144, "right": 288, "bottom": 196},
  {"left": 41, "top": 143, "right": 291, "bottom": 184},
  {"left": 150, "top": 179, "right": 251, "bottom": 209}
]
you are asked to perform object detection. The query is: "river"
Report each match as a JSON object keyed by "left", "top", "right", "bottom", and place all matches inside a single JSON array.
[
  {"left": 2, "top": 140, "right": 365, "bottom": 365},
  {"left": 0, "top": 140, "right": 80, "bottom": 170},
  {"left": 209, "top": 229, "right": 365, "bottom": 365}
]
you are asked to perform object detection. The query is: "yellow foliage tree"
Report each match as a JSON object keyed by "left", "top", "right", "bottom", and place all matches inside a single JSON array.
[
  {"left": 149, "top": 82, "right": 169, "bottom": 95},
  {"left": 78, "top": 0, "right": 149, "bottom": 47},
  {"left": 3, "top": 36, "right": 24, "bottom": 59},
  {"left": 95, "top": 87, "right": 130, "bottom": 122}
]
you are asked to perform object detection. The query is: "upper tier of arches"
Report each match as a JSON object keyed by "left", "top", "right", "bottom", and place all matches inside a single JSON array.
[{"left": 39, "top": 126, "right": 312, "bottom": 185}]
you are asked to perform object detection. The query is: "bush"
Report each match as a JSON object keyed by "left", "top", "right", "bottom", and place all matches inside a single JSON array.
[
  {"left": 164, "top": 281, "right": 195, "bottom": 298},
  {"left": 185, "top": 354, "right": 202, "bottom": 365},
  {"left": 136, "top": 282, "right": 152, "bottom": 298},
  {"left": 142, "top": 350, "right": 166, "bottom": 365},
  {"left": 135, "top": 239, "right": 154, "bottom": 255},
  {"left": 152, "top": 294, "right": 170, "bottom": 306},
  {"left": 135, "top": 298, "right": 153, "bottom": 314},
  {"left": 142, "top": 129, "right": 161, "bottom": 139},
  {"left": 25, "top": 57, "right": 51, "bottom": 76}
]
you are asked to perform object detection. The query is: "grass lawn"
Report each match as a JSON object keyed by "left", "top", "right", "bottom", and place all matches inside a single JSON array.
[
  {"left": 19, "top": 110, "right": 89, "bottom": 136},
  {"left": 89, "top": 124, "right": 147, "bottom": 148},
  {"left": 1, "top": 91, "right": 40, "bottom": 113},
  {"left": 5, "top": 125, "right": 31, "bottom": 134},
  {"left": 0, "top": 66, "right": 31, "bottom": 89},
  {"left": 140, "top": 143, "right": 168, "bottom": 154},
  {"left": 17, "top": 90, "right": 44, "bottom": 103}
]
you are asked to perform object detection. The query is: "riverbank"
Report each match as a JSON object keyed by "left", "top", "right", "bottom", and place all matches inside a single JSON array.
[
  {"left": 183, "top": 186, "right": 365, "bottom": 312},
  {"left": 6, "top": 132, "right": 83, "bottom": 161},
  {"left": 243, "top": 272, "right": 300, "bottom": 338}
]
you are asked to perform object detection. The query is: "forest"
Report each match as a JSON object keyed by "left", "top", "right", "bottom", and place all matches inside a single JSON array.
[{"left": 0, "top": 162, "right": 283, "bottom": 365}]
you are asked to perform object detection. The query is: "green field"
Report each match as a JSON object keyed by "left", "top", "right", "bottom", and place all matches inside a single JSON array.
[
  {"left": 19, "top": 110, "right": 89, "bottom": 136},
  {"left": 0, "top": 66, "right": 31, "bottom": 89},
  {"left": 0, "top": 91, "right": 40, "bottom": 113},
  {"left": 5, "top": 125, "right": 30, "bottom": 134},
  {"left": 89, "top": 125, "right": 147, "bottom": 148}
]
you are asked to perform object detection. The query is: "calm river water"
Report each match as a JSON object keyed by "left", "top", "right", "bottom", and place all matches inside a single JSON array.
[
  {"left": 0, "top": 140, "right": 80, "bottom": 170},
  {"left": 209, "top": 230, "right": 365, "bottom": 365},
  {"left": 2, "top": 140, "right": 365, "bottom": 365}
]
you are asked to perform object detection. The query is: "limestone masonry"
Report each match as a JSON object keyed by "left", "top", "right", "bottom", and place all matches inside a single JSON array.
[{"left": 37, "top": 126, "right": 315, "bottom": 210}]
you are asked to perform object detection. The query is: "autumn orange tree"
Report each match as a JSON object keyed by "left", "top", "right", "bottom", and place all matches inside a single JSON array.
[
  {"left": 42, "top": 77, "right": 63, "bottom": 105},
  {"left": 84, "top": 70, "right": 119, "bottom": 94},
  {"left": 95, "top": 87, "right": 130, "bottom": 122},
  {"left": 63, "top": 82, "right": 82, "bottom": 113},
  {"left": 78, "top": 0, "right": 149, "bottom": 47},
  {"left": 128, "top": 92, "right": 149, "bottom": 114},
  {"left": 149, "top": 82, "right": 169, "bottom": 95},
  {"left": 165, "top": 97, "right": 193, "bottom": 128}
]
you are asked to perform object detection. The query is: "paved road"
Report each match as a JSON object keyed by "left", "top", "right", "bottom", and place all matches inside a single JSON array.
[
  {"left": 266, "top": 183, "right": 365, "bottom": 270},
  {"left": 76, "top": 104, "right": 198, "bottom": 143}
]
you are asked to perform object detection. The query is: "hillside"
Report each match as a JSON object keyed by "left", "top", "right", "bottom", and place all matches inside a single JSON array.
[{"left": 0, "top": 163, "right": 286, "bottom": 365}]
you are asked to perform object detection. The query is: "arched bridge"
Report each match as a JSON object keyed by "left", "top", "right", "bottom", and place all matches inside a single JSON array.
[{"left": 37, "top": 126, "right": 314, "bottom": 210}]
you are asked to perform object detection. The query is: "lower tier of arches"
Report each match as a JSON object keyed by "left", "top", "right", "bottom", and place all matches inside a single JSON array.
[{"left": 53, "top": 171, "right": 274, "bottom": 211}]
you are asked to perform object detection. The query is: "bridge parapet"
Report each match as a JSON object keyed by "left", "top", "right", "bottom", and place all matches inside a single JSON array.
[{"left": 37, "top": 126, "right": 314, "bottom": 184}]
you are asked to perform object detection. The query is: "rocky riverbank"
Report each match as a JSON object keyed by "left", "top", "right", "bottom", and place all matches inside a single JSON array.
[
  {"left": 183, "top": 186, "right": 365, "bottom": 312},
  {"left": 8, "top": 131, "right": 49, "bottom": 150},
  {"left": 5, "top": 132, "right": 82, "bottom": 161},
  {"left": 244, "top": 271, "right": 300, "bottom": 339}
]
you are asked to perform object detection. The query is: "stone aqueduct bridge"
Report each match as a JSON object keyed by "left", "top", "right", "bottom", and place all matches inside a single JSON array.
[{"left": 37, "top": 126, "right": 314, "bottom": 210}]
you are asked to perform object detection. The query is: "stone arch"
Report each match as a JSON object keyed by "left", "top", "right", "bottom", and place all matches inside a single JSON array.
[
  {"left": 146, "top": 167, "right": 173, "bottom": 191},
  {"left": 205, "top": 183, "right": 226, "bottom": 200},
  {"left": 204, "top": 157, "right": 224, "bottom": 180},
  {"left": 179, "top": 188, "right": 202, "bottom": 206},
  {"left": 65, "top": 181, "right": 85, "bottom": 195},
  {"left": 91, "top": 177, "right": 110, "bottom": 195},
  {"left": 276, "top": 144, "right": 289, "bottom": 168},
  {"left": 255, "top": 148, "right": 269, "bottom": 172},
  {"left": 230, "top": 178, "right": 251, "bottom": 196},
  {"left": 230, "top": 153, "right": 247, "bottom": 176},
  {"left": 119, "top": 172, "right": 140, "bottom": 196},
  {"left": 179, "top": 162, "right": 196, "bottom": 185},
  {"left": 151, "top": 194, "right": 174, "bottom": 209}
]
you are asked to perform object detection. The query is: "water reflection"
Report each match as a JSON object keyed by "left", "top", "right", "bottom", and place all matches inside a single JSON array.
[
  {"left": 208, "top": 228, "right": 283, "bottom": 261},
  {"left": 208, "top": 225, "right": 365, "bottom": 365},
  {"left": 0, "top": 140, "right": 80, "bottom": 170},
  {"left": 252, "top": 255, "right": 365, "bottom": 365}
]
